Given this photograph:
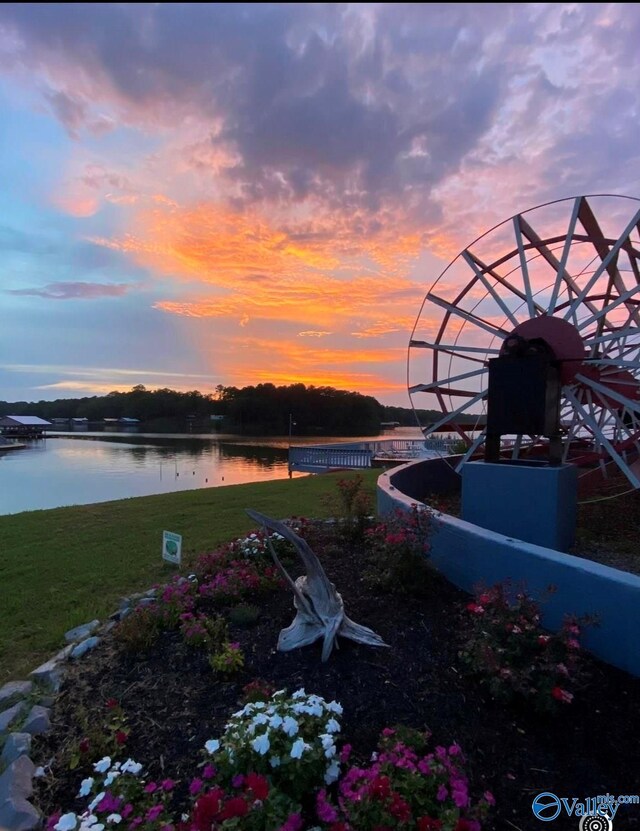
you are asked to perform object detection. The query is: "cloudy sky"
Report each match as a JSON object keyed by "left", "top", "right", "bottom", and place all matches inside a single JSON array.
[{"left": 1, "top": 2, "right": 640, "bottom": 406}]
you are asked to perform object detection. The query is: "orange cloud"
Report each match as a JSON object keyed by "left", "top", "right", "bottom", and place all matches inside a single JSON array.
[{"left": 93, "top": 200, "right": 428, "bottom": 336}]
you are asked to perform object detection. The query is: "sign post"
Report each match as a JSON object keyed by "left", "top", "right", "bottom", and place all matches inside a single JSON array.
[{"left": 162, "top": 530, "right": 182, "bottom": 565}]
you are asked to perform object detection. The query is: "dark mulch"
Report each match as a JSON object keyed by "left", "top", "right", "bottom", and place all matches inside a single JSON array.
[{"left": 34, "top": 528, "right": 640, "bottom": 831}]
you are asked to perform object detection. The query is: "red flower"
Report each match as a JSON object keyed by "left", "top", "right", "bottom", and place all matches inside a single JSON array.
[
  {"left": 191, "top": 788, "right": 224, "bottom": 830},
  {"left": 417, "top": 819, "right": 443, "bottom": 831},
  {"left": 389, "top": 793, "right": 411, "bottom": 822},
  {"left": 78, "top": 738, "right": 90, "bottom": 754},
  {"left": 219, "top": 797, "right": 249, "bottom": 821},
  {"left": 369, "top": 775, "right": 391, "bottom": 800},
  {"left": 329, "top": 825, "right": 347, "bottom": 831},
  {"left": 245, "top": 773, "right": 269, "bottom": 801},
  {"left": 115, "top": 730, "right": 128, "bottom": 745},
  {"left": 105, "top": 698, "right": 118, "bottom": 710},
  {"left": 551, "top": 686, "right": 574, "bottom": 704},
  {"left": 466, "top": 603, "right": 485, "bottom": 615}
]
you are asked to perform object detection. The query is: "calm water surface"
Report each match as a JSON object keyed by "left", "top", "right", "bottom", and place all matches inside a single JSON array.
[{"left": 0, "top": 429, "right": 422, "bottom": 515}]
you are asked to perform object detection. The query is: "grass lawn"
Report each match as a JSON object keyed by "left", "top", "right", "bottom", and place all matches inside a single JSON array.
[{"left": 0, "top": 470, "right": 379, "bottom": 684}]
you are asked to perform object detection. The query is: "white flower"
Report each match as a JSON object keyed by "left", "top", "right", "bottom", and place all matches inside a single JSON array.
[
  {"left": 325, "top": 700, "right": 343, "bottom": 715},
  {"left": 88, "top": 793, "right": 106, "bottom": 813},
  {"left": 290, "top": 738, "right": 309, "bottom": 759},
  {"left": 55, "top": 812, "right": 78, "bottom": 831},
  {"left": 282, "top": 716, "right": 299, "bottom": 736},
  {"left": 269, "top": 756, "right": 281, "bottom": 768},
  {"left": 77, "top": 778, "right": 94, "bottom": 798},
  {"left": 252, "top": 713, "right": 269, "bottom": 725},
  {"left": 119, "top": 759, "right": 142, "bottom": 776},
  {"left": 325, "top": 718, "right": 341, "bottom": 734},
  {"left": 320, "top": 734, "right": 336, "bottom": 758},
  {"left": 269, "top": 714, "right": 283, "bottom": 729},
  {"left": 292, "top": 703, "right": 307, "bottom": 715},
  {"left": 106, "top": 815, "right": 122, "bottom": 825},
  {"left": 252, "top": 702, "right": 265, "bottom": 710},
  {"left": 103, "top": 771, "right": 120, "bottom": 787},
  {"left": 204, "top": 739, "right": 220, "bottom": 754},
  {"left": 252, "top": 733, "right": 271, "bottom": 755},
  {"left": 93, "top": 757, "right": 111, "bottom": 774},
  {"left": 324, "top": 759, "right": 341, "bottom": 785},
  {"left": 291, "top": 688, "right": 306, "bottom": 699}
]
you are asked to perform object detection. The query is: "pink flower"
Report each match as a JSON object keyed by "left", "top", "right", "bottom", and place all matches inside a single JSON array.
[
  {"left": 144, "top": 783, "right": 157, "bottom": 794},
  {"left": 484, "top": 790, "right": 496, "bottom": 805},
  {"left": 161, "top": 779, "right": 175, "bottom": 792},
  {"left": 567, "top": 639, "right": 580, "bottom": 650},
  {"left": 537, "top": 635, "right": 551, "bottom": 646},
  {"left": 121, "top": 805, "right": 133, "bottom": 819}
]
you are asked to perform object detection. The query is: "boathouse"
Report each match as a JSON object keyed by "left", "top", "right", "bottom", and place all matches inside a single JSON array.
[{"left": 0, "top": 415, "right": 52, "bottom": 438}]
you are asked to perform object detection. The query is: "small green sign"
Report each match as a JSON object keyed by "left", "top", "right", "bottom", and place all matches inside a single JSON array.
[{"left": 162, "top": 530, "right": 182, "bottom": 565}]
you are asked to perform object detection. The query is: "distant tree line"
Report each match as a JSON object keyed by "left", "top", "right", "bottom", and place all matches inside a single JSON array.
[{"left": 0, "top": 383, "right": 441, "bottom": 436}]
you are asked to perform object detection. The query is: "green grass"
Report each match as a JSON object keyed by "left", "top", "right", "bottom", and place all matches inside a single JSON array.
[{"left": 0, "top": 471, "right": 380, "bottom": 683}]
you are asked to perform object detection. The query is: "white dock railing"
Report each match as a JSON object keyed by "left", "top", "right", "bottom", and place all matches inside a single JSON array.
[{"left": 289, "top": 438, "right": 456, "bottom": 473}]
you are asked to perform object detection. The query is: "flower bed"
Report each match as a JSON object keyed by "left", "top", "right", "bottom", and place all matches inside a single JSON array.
[{"left": 32, "top": 514, "right": 640, "bottom": 830}]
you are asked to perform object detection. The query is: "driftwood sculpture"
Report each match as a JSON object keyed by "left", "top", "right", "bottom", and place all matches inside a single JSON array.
[{"left": 246, "top": 509, "right": 388, "bottom": 662}]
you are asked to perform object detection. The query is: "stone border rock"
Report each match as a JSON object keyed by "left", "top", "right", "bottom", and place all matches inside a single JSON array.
[{"left": 0, "top": 588, "right": 160, "bottom": 830}]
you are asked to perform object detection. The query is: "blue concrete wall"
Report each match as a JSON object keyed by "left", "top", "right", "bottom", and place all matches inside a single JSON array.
[
  {"left": 378, "top": 460, "right": 640, "bottom": 677},
  {"left": 461, "top": 461, "right": 578, "bottom": 551}
]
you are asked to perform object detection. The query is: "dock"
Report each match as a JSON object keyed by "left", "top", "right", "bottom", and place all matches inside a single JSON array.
[{"left": 289, "top": 438, "right": 456, "bottom": 474}]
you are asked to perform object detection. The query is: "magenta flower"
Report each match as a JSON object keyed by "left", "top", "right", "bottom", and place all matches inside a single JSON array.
[
  {"left": 231, "top": 774, "right": 245, "bottom": 788},
  {"left": 144, "top": 782, "right": 157, "bottom": 794},
  {"left": 161, "top": 779, "right": 175, "bottom": 792},
  {"left": 437, "top": 784, "right": 448, "bottom": 802},
  {"left": 145, "top": 805, "right": 164, "bottom": 823},
  {"left": 189, "top": 778, "right": 203, "bottom": 796},
  {"left": 202, "top": 764, "right": 216, "bottom": 780},
  {"left": 316, "top": 790, "right": 338, "bottom": 823}
]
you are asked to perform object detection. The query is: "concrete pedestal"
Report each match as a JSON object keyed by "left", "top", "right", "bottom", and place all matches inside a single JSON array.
[{"left": 461, "top": 461, "right": 577, "bottom": 551}]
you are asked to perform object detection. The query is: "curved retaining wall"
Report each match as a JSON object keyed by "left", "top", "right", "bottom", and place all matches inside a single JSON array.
[{"left": 378, "top": 458, "right": 640, "bottom": 677}]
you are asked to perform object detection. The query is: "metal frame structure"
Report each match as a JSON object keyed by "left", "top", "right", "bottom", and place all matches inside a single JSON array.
[{"left": 408, "top": 194, "right": 640, "bottom": 491}]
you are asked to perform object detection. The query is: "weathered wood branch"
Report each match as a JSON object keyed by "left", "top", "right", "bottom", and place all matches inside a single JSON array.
[{"left": 245, "top": 509, "right": 388, "bottom": 662}]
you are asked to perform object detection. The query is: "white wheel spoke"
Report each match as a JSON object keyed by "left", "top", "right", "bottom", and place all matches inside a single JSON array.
[
  {"left": 409, "top": 366, "right": 487, "bottom": 394},
  {"left": 453, "top": 430, "right": 487, "bottom": 473},
  {"left": 512, "top": 215, "right": 536, "bottom": 318},
  {"left": 564, "top": 206, "right": 640, "bottom": 320},
  {"left": 426, "top": 293, "right": 508, "bottom": 339},
  {"left": 548, "top": 196, "right": 582, "bottom": 313},
  {"left": 461, "top": 251, "right": 520, "bottom": 326},
  {"left": 564, "top": 388, "right": 640, "bottom": 487},
  {"left": 425, "top": 390, "right": 487, "bottom": 435}
]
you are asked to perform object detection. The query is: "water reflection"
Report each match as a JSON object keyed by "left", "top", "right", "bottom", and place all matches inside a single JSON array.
[{"left": 0, "top": 436, "right": 295, "bottom": 515}]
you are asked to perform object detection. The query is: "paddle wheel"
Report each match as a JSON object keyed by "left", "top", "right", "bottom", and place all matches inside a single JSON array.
[{"left": 408, "top": 194, "right": 640, "bottom": 498}]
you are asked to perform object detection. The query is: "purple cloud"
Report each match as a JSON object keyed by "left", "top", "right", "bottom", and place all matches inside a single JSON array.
[{"left": 7, "top": 282, "right": 133, "bottom": 300}]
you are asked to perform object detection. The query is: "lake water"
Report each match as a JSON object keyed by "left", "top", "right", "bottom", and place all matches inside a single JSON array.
[{"left": 0, "top": 429, "right": 423, "bottom": 515}]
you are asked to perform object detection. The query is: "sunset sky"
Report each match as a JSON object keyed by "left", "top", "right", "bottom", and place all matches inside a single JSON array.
[{"left": 2, "top": 3, "right": 640, "bottom": 406}]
